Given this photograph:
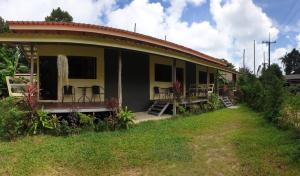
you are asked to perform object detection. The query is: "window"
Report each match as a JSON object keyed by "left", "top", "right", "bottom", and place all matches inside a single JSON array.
[
  {"left": 199, "top": 71, "right": 207, "bottom": 84},
  {"left": 68, "top": 56, "right": 97, "bottom": 79},
  {"left": 209, "top": 73, "right": 215, "bottom": 84},
  {"left": 155, "top": 64, "right": 172, "bottom": 82}
]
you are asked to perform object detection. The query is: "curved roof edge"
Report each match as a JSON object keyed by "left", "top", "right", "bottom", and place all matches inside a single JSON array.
[{"left": 7, "top": 21, "right": 226, "bottom": 66}]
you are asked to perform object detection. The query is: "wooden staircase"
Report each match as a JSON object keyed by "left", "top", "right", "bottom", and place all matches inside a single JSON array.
[
  {"left": 148, "top": 101, "right": 170, "bottom": 116},
  {"left": 220, "top": 96, "right": 233, "bottom": 107}
]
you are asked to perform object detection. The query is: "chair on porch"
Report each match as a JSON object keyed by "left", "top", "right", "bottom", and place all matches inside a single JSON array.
[
  {"left": 62, "top": 85, "right": 75, "bottom": 103},
  {"left": 153, "top": 86, "right": 168, "bottom": 100},
  {"left": 91, "top": 85, "right": 104, "bottom": 102}
]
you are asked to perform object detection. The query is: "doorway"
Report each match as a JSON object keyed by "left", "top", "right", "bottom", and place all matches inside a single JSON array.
[
  {"left": 39, "top": 56, "right": 58, "bottom": 100},
  {"left": 176, "top": 67, "right": 184, "bottom": 85}
]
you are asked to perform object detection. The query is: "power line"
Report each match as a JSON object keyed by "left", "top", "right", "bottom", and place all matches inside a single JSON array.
[{"left": 262, "top": 33, "right": 276, "bottom": 67}]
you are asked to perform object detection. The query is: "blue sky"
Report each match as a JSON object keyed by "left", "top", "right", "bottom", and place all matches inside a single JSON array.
[{"left": 1, "top": 0, "right": 299, "bottom": 70}]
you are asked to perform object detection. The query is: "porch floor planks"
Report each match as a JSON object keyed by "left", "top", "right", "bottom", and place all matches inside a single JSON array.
[{"left": 39, "top": 102, "right": 110, "bottom": 113}]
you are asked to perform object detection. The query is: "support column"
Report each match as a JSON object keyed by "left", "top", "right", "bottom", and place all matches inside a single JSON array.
[
  {"left": 30, "top": 44, "right": 34, "bottom": 84},
  {"left": 172, "top": 59, "right": 176, "bottom": 116},
  {"left": 216, "top": 70, "right": 220, "bottom": 96},
  {"left": 118, "top": 50, "right": 122, "bottom": 108},
  {"left": 206, "top": 67, "right": 209, "bottom": 98}
]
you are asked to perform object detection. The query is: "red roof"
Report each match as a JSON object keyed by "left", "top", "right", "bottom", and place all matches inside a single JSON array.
[{"left": 8, "top": 21, "right": 226, "bottom": 66}]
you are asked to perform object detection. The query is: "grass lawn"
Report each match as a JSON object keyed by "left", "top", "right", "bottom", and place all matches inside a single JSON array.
[{"left": 1, "top": 106, "right": 300, "bottom": 176}]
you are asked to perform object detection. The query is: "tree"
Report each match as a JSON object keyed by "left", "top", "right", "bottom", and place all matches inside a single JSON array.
[
  {"left": 280, "top": 48, "right": 300, "bottom": 75},
  {"left": 45, "top": 7, "right": 73, "bottom": 22},
  {"left": 221, "top": 59, "right": 236, "bottom": 71},
  {"left": 0, "top": 16, "right": 9, "bottom": 33}
]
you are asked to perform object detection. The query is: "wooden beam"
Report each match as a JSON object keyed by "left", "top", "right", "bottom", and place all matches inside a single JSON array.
[
  {"left": 172, "top": 59, "right": 176, "bottom": 116},
  {"left": 30, "top": 44, "right": 34, "bottom": 83},
  {"left": 118, "top": 50, "right": 122, "bottom": 108}
]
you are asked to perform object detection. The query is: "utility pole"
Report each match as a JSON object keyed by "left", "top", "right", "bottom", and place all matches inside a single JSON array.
[
  {"left": 254, "top": 40, "right": 256, "bottom": 75},
  {"left": 262, "top": 32, "right": 276, "bottom": 67},
  {"left": 134, "top": 23, "right": 136, "bottom": 32},
  {"left": 243, "top": 49, "right": 245, "bottom": 69},
  {"left": 263, "top": 51, "right": 266, "bottom": 70}
]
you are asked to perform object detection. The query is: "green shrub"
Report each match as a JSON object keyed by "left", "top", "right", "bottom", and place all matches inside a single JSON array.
[
  {"left": 78, "top": 112, "right": 95, "bottom": 130},
  {"left": 177, "top": 104, "right": 188, "bottom": 116},
  {"left": 94, "top": 119, "right": 109, "bottom": 132},
  {"left": 29, "top": 109, "right": 54, "bottom": 135},
  {"left": 260, "top": 66, "right": 286, "bottom": 121},
  {"left": 189, "top": 104, "right": 202, "bottom": 114},
  {"left": 279, "top": 94, "right": 300, "bottom": 131},
  {"left": 0, "top": 97, "right": 25, "bottom": 140},
  {"left": 116, "top": 106, "right": 134, "bottom": 130},
  {"left": 59, "top": 119, "right": 71, "bottom": 136}
]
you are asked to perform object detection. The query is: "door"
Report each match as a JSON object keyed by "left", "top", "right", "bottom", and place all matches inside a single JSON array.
[
  {"left": 176, "top": 67, "right": 184, "bottom": 85},
  {"left": 122, "top": 51, "right": 149, "bottom": 111},
  {"left": 39, "top": 56, "right": 58, "bottom": 100}
]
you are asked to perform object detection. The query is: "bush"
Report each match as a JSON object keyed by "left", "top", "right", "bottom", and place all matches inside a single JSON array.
[
  {"left": 239, "top": 64, "right": 286, "bottom": 121},
  {"left": 29, "top": 109, "right": 54, "bottom": 135},
  {"left": 78, "top": 112, "right": 95, "bottom": 130},
  {"left": 94, "top": 119, "right": 109, "bottom": 132},
  {"left": 189, "top": 104, "right": 202, "bottom": 114},
  {"left": 116, "top": 107, "right": 134, "bottom": 130},
  {"left": 177, "top": 104, "right": 188, "bottom": 116},
  {"left": 279, "top": 94, "right": 300, "bottom": 131},
  {"left": 0, "top": 97, "right": 24, "bottom": 140},
  {"left": 59, "top": 119, "right": 72, "bottom": 136}
]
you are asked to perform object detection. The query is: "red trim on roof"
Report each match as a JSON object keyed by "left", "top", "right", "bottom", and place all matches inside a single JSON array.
[{"left": 8, "top": 21, "right": 226, "bottom": 66}]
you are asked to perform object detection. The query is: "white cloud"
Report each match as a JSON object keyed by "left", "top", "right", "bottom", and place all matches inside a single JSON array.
[
  {"left": 0, "top": 0, "right": 116, "bottom": 24},
  {"left": 0, "top": 0, "right": 282, "bottom": 70},
  {"left": 296, "top": 34, "right": 300, "bottom": 50},
  {"left": 107, "top": 0, "right": 166, "bottom": 37}
]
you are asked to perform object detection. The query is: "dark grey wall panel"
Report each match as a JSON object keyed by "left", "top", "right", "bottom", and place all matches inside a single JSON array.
[
  {"left": 186, "top": 62, "right": 196, "bottom": 91},
  {"left": 104, "top": 49, "right": 118, "bottom": 100},
  {"left": 122, "top": 51, "right": 150, "bottom": 112}
]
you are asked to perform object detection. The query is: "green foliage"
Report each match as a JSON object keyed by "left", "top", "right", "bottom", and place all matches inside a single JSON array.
[
  {"left": 116, "top": 106, "right": 134, "bottom": 130},
  {"left": 280, "top": 48, "right": 300, "bottom": 75},
  {"left": 59, "top": 119, "right": 72, "bottom": 136},
  {"left": 189, "top": 104, "right": 202, "bottom": 114},
  {"left": 29, "top": 110, "right": 54, "bottom": 135},
  {"left": 78, "top": 112, "right": 95, "bottom": 130},
  {"left": 0, "top": 97, "right": 24, "bottom": 140},
  {"left": 239, "top": 64, "right": 287, "bottom": 122},
  {"left": 201, "top": 94, "right": 222, "bottom": 112},
  {"left": 0, "top": 16, "right": 9, "bottom": 33},
  {"left": 0, "top": 45, "right": 29, "bottom": 95},
  {"left": 94, "top": 119, "right": 109, "bottom": 132},
  {"left": 279, "top": 94, "right": 300, "bottom": 131},
  {"left": 45, "top": 7, "right": 73, "bottom": 22},
  {"left": 177, "top": 104, "right": 188, "bottom": 116}
]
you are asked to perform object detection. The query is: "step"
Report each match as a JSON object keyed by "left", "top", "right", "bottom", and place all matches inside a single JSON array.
[{"left": 148, "top": 111, "right": 159, "bottom": 116}]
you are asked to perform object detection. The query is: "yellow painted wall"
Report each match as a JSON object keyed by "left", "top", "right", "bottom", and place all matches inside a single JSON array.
[
  {"left": 149, "top": 54, "right": 186, "bottom": 100},
  {"left": 36, "top": 44, "right": 104, "bottom": 102}
]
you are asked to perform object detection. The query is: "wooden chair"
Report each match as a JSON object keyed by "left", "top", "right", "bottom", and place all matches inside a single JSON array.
[
  {"left": 91, "top": 85, "right": 104, "bottom": 102},
  {"left": 62, "top": 85, "right": 75, "bottom": 103},
  {"left": 153, "top": 86, "right": 169, "bottom": 100},
  {"left": 207, "top": 84, "right": 214, "bottom": 94}
]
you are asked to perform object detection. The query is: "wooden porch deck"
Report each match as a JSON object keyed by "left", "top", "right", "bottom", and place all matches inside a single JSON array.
[{"left": 39, "top": 102, "right": 110, "bottom": 113}]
